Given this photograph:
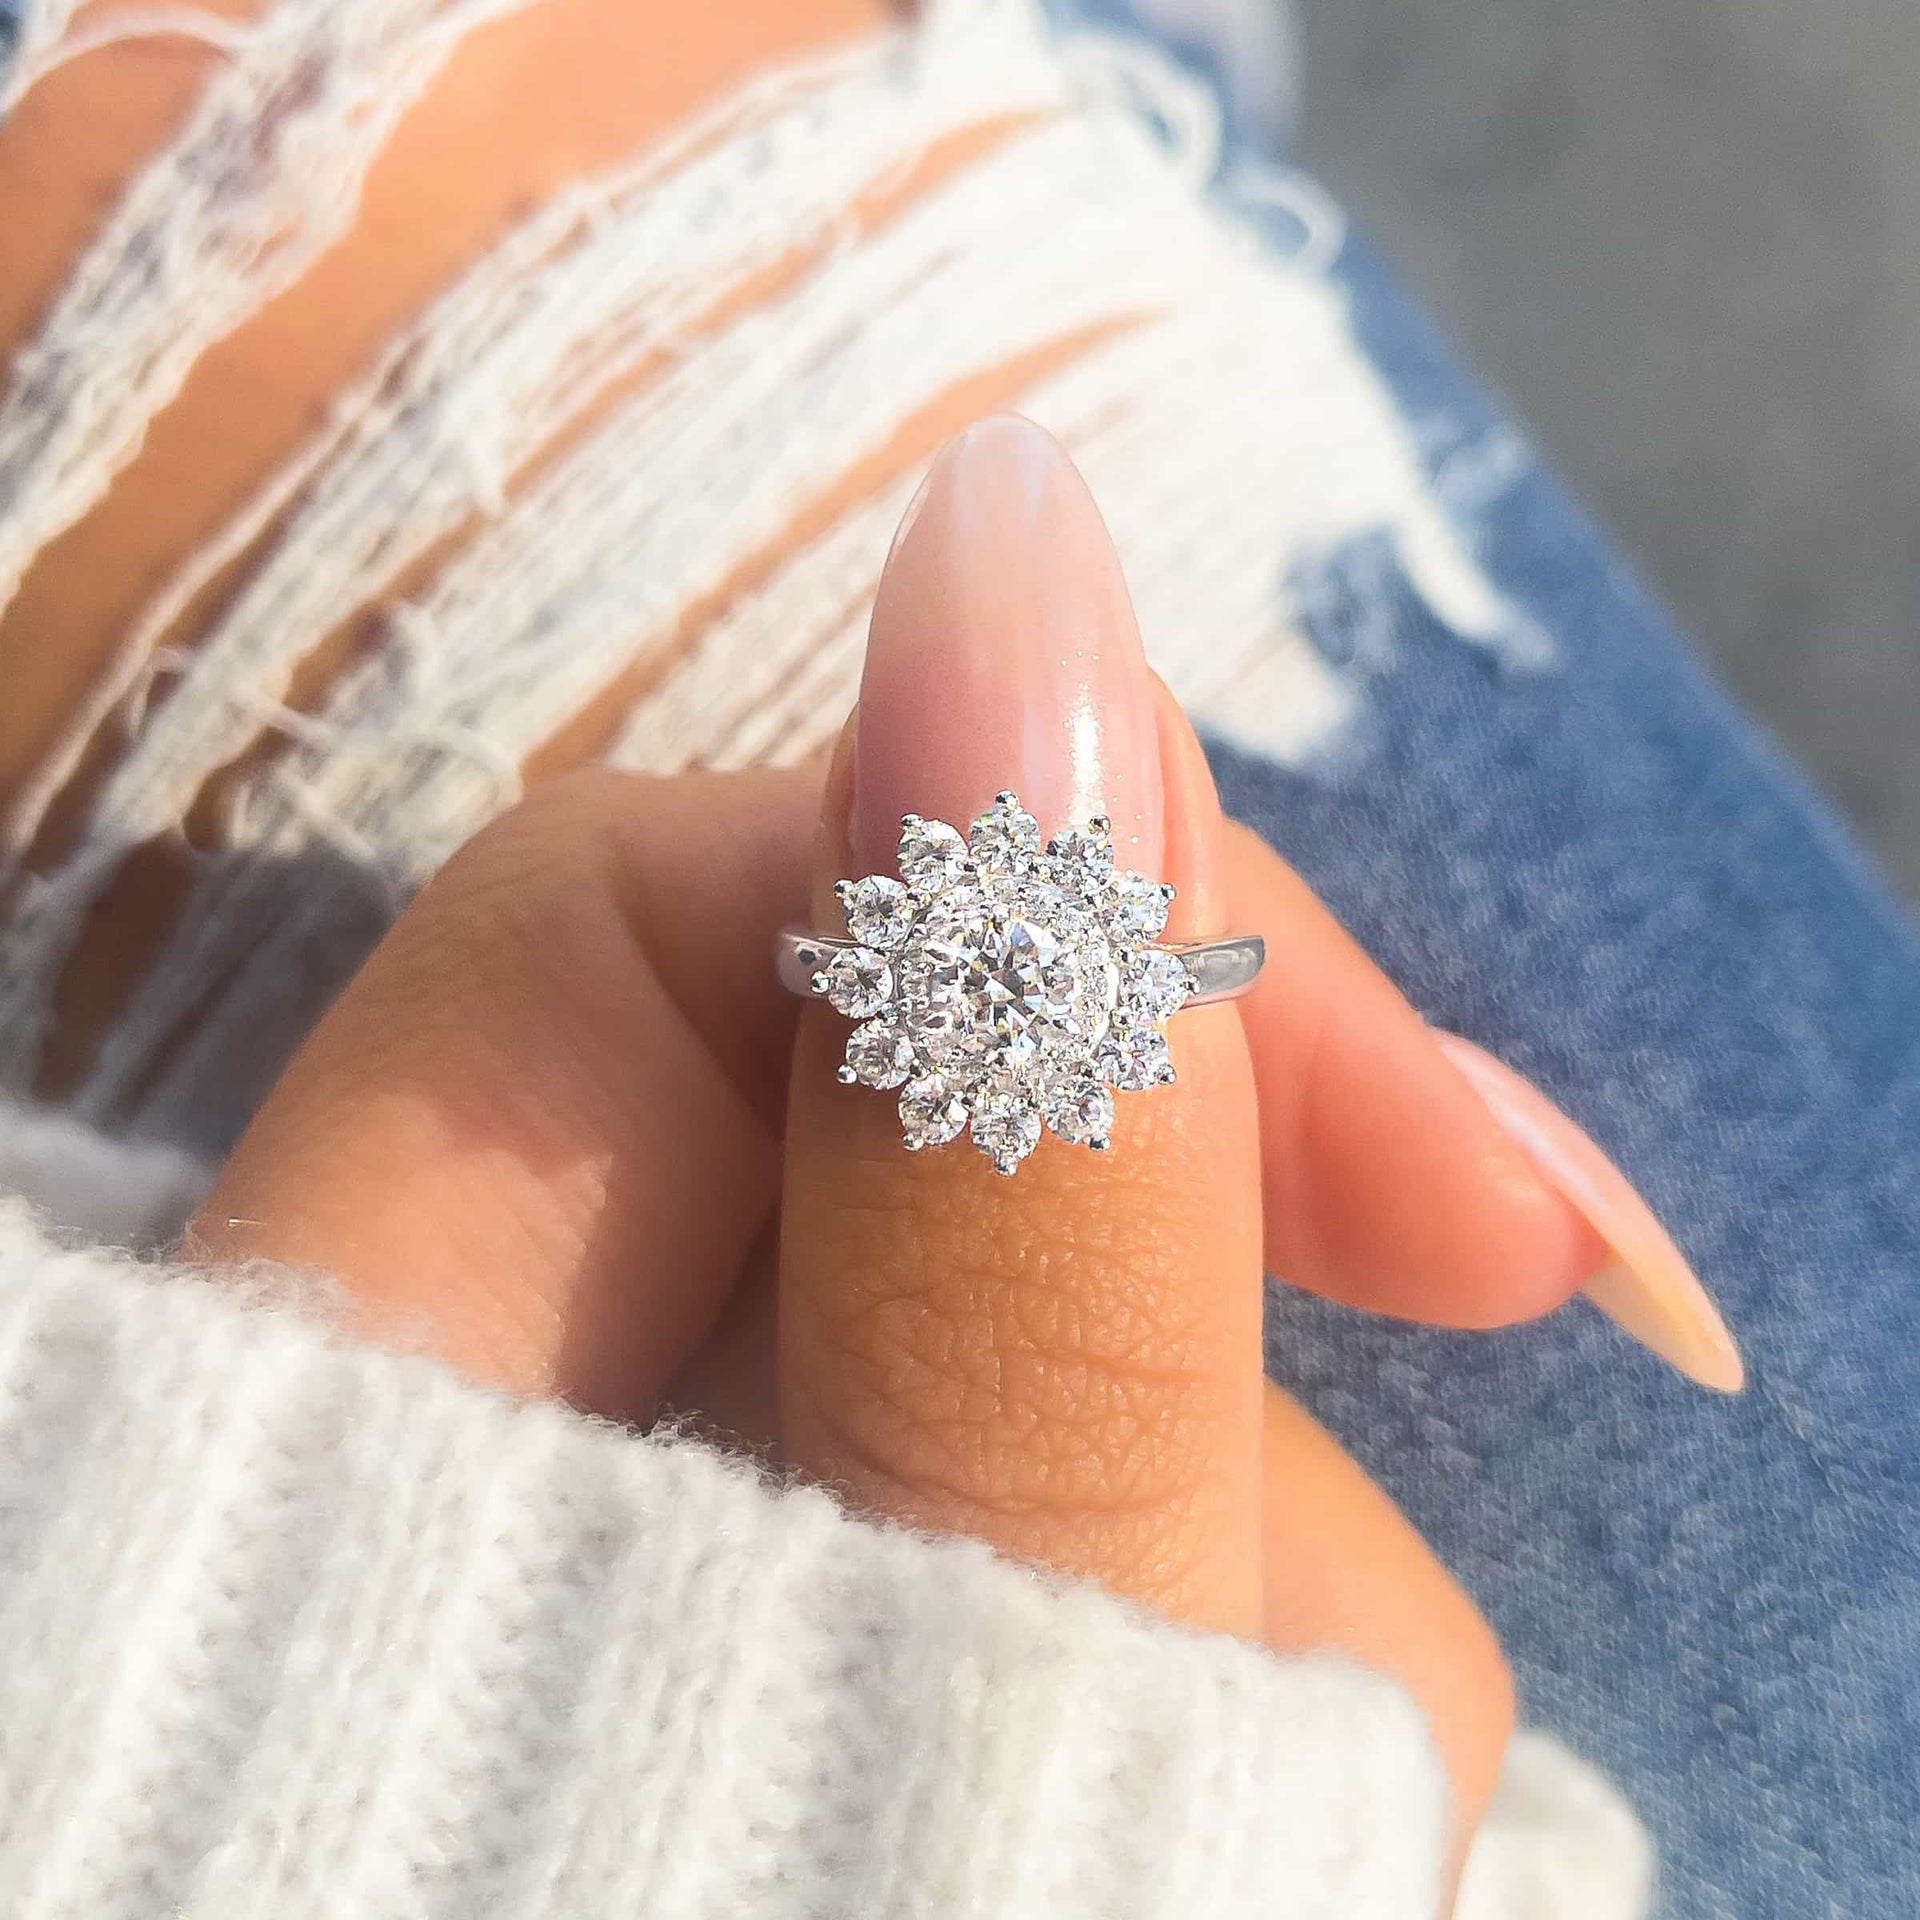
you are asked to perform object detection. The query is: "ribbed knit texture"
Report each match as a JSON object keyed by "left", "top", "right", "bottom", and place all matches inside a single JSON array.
[
  {"left": 0, "top": 1197, "right": 1456, "bottom": 1919},
  {"left": 0, "top": 3, "right": 1657, "bottom": 1902}
]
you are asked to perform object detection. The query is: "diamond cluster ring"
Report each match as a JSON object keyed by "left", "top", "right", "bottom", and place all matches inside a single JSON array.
[{"left": 774, "top": 790, "right": 1265, "bottom": 1173}]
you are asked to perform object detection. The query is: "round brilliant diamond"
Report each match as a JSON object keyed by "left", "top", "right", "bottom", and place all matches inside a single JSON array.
[{"left": 821, "top": 792, "right": 1187, "bottom": 1169}]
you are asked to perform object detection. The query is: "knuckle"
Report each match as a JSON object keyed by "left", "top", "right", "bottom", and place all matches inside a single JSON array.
[
  {"left": 432, "top": 771, "right": 627, "bottom": 920},
  {"left": 307, "top": 772, "right": 665, "bottom": 1109},
  {"left": 380, "top": 776, "right": 635, "bottom": 1006}
]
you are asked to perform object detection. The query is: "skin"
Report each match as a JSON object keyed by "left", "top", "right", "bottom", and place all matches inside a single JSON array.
[
  {"left": 0, "top": 0, "right": 889, "bottom": 800},
  {"left": 0, "top": 0, "right": 1630, "bottom": 1892},
  {"left": 194, "top": 726, "right": 1524, "bottom": 1865}
]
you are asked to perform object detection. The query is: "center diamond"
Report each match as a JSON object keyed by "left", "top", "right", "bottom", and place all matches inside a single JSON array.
[
  {"left": 970, "top": 914, "right": 1058, "bottom": 1033},
  {"left": 820, "top": 791, "right": 1190, "bottom": 1172},
  {"left": 908, "top": 881, "right": 1116, "bottom": 1078}
]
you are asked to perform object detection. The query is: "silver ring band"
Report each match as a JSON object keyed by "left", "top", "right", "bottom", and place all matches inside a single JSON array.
[{"left": 776, "top": 929, "right": 1265, "bottom": 1007}]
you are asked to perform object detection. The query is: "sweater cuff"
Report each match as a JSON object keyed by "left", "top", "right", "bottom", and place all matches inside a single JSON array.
[{"left": 0, "top": 1198, "right": 1448, "bottom": 1918}]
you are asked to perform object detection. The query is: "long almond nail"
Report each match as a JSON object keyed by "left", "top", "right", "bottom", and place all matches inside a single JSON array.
[
  {"left": 855, "top": 414, "right": 1163, "bottom": 872},
  {"left": 1435, "top": 1033, "right": 1745, "bottom": 1393}
]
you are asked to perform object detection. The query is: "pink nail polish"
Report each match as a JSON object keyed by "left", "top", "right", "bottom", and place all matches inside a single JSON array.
[
  {"left": 1435, "top": 1033, "right": 1745, "bottom": 1393},
  {"left": 856, "top": 414, "right": 1164, "bottom": 874}
]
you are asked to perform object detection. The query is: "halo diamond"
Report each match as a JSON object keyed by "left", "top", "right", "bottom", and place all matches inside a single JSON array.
[{"left": 811, "top": 790, "right": 1191, "bottom": 1173}]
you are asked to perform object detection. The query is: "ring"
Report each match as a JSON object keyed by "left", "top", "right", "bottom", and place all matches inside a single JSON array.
[{"left": 774, "top": 789, "right": 1266, "bottom": 1173}]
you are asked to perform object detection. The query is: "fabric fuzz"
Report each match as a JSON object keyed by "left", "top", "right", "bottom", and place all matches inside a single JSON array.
[
  {"left": 0, "top": 1196, "right": 1456, "bottom": 1920},
  {"left": 0, "top": 4, "right": 1655, "bottom": 1912}
]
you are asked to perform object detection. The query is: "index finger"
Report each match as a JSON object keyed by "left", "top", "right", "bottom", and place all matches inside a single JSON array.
[
  {"left": 193, "top": 763, "right": 814, "bottom": 1416},
  {"left": 777, "top": 417, "right": 1267, "bottom": 1635}
]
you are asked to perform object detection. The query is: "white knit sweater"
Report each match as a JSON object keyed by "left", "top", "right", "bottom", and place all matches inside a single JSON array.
[
  {"left": 0, "top": 0, "right": 1653, "bottom": 1903},
  {"left": 0, "top": 1111, "right": 1652, "bottom": 1919}
]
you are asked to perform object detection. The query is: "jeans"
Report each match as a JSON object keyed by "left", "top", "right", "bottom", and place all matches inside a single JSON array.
[
  {"left": 1050, "top": 13, "right": 1920, "bottom": 1897},
  {"left": 8, "top": 0, "right": 1916, "bottom": 1908},
  {"left": 1218, "top": 222, "right": 1920, "bottom": 1920}
]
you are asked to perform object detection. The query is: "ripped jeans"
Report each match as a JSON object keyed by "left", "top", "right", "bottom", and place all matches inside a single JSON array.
[
  {"left": 1234, "top": 233, "right": 1920, "bottom": 1919},
  {"left": 1062, "top": 5, "right": 1920, "bottom": 1899},
  {"left": 2, "top": 0, "right": 1916, "bottom": 1911}
]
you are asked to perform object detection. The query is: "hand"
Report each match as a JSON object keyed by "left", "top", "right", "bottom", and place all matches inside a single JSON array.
[{"left": 193, "top": 417, "right": 1735, "bottom": 1883}]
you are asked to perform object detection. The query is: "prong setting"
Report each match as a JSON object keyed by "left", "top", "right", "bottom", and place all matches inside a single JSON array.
[{"left": 803, "top": 789, "right": 1198, "bottom": 1173}]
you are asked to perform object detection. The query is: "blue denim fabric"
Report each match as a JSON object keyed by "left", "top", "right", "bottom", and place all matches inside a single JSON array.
[
  {"left": 7, "top": 0, "right": 1916, "bottom": 1908},
  {"left": 1223, "top": 195, "right": 1920, "bottom": 1920},
  {"left": 1052, "top": 9, "right": 1920, "bottom": 1916}
]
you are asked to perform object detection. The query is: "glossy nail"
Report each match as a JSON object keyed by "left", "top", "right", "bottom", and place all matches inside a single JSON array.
[
  {"left": 1435, "top": 1033, "right": 1745, "bottom": 1393},
  {"left": 855, "top": 413, "right": 1163, "bottom": 873}
]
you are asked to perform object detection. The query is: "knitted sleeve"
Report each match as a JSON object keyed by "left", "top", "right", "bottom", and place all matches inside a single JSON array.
[{"left": 0, "top": 1193, "right": 1645, "bottom": 1918}]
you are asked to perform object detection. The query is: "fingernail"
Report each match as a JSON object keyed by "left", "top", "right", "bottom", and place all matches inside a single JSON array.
[
  {"left": 855, "top": 413, "right": 1163, "bottom": 872},
  {"left": 1434, "top": 1033, "right": 1745, "bottom": 1393}
]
